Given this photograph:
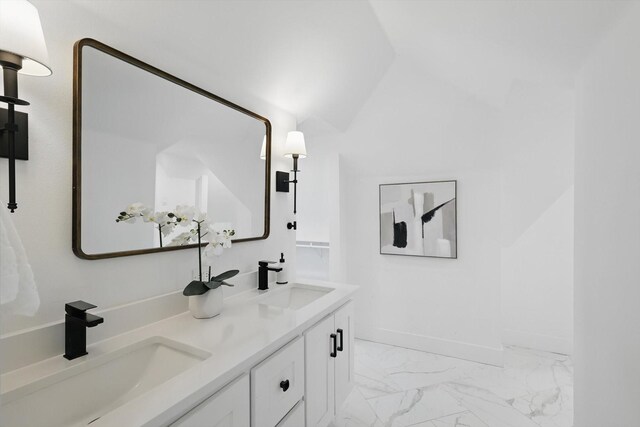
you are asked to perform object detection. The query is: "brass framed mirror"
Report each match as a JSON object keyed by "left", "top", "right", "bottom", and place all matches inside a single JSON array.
[{"left": 73, "top": 38, "right": 271, "bottom": 260}]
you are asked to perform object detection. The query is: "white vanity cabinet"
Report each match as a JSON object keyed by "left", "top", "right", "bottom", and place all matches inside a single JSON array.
[
  {"left": 170, "top": 374, "right": 250, "bottom": 427},
  {"left": 304, "top": 301, "right": 355, "bottom": 427},
  {"left": 0, "top": 280, "right": 358, "bottom": 427},
  {"left": 170, "top": 299, "right": 355, "bottom": 427}
]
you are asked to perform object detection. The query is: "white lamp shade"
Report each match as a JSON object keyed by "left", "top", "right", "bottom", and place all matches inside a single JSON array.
[
  {"left": 0, "top": 0, "right": 51, "bottom": 76},
  {"left": 284, "top": 131, "right": 307, "bottom": 158},
  {"left": 260, "top": 135, "right": 267, "bottom": 160}
]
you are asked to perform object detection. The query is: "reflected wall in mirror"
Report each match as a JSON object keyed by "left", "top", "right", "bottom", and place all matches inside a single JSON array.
[{"left": 73, "top": 39, "right": 271, "bottom": 259}]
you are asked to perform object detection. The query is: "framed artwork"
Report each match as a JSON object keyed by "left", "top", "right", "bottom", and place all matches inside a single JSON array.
[{"left": 379, "top": 180, "right": 457, "bottom": 258}]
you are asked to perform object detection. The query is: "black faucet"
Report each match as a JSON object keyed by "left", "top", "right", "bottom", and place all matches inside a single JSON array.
[
  {"left": 258, "top": 261, "right": 282, "bottom": 291},
  {"left": 63, "top": 301, "right": 104, "bottom": 360}
]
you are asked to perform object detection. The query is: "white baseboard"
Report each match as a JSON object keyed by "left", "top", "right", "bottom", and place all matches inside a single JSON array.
[
  {"left": 502, "top": 329, "right": 572, "bottom": 355},
  {"left": 355, "top": 323, "right": 504, "bottom": 367}
]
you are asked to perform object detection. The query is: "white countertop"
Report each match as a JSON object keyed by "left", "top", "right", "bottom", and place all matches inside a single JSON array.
[{"left": 1, "top": 279, "right": 358, "bottom": 427}]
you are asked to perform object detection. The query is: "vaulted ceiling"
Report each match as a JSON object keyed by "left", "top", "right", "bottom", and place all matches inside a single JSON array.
[
  {"left": 63, "top": 0, "right": 395, "bottom": 131},
  {"left": 370, "top": 0, "right": 629, "bottom": 108},
  {"left": 47, "top": 0, "right": 630, "bottom": 130}
]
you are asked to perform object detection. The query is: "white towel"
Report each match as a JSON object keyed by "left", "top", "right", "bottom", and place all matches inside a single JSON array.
[{"left": 0, "top": 201, "right": 39, "bottom": 316}]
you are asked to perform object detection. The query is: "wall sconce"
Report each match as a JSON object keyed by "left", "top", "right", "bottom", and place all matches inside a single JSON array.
[
  {"left": 0, "top": 0, "right": 51, "bottom": 213},
  {"left": 276, "top": 131, "right": 307, "bottom": 226}
]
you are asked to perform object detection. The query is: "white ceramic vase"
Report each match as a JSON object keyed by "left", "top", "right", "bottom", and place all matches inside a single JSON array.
[{"left": 189, "top": 286, "right": 223, "bottom": 319}]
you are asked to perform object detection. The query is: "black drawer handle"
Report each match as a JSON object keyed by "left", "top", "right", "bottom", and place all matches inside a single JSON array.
[
  {"left": 337, "top": 328, "right": 344, "bottom": 352},
  {"left": 330, "top": 333, "right": 337, "bottom": 358},
  {"left": 280, "top": 379, "right": 290, "bottom": 392}
]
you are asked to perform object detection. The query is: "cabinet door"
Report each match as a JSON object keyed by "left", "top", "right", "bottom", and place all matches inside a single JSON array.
[
  {"left": 251, "top": 336, "right": 305, "bottom": 427},
  {"left": 334, "top": 301, "right": 355, "bottom": 411},
  {"left": 171, "top": 374, "right": 249, "bottom": 427},
  {"left": 304, "top": 314, "right": 336, "bottom": 427}
]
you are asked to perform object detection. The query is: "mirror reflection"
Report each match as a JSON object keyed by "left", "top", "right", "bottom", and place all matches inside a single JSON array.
[{"left": 75, "top": 40, "right": 270, "bottom": 258}]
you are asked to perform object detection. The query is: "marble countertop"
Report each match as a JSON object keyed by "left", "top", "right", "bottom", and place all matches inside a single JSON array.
[{"left": 1, "top": 279, "right": 358, "bottom": 427}]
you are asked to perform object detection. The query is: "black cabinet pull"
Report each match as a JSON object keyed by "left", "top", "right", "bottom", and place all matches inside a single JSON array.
[
  {"left": 337, "top": 328, "right": 344, "bottom": 352},
  {"left": 280, "top": 379, "right": 290, "bottom": 392},
  {"left": 330, "top": 333, "right": 337, "bottom": 358}
]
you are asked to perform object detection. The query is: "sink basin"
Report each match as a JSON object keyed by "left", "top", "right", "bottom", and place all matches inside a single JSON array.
[
  {"left": 1, "top": 336, "right": 210, "bottom": 427},
  {"left": 259, "top": 284, "right": 333, "bottom": 310}
]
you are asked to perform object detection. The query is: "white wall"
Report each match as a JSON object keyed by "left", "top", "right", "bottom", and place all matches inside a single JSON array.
[
  {"left": 299, "top": 52, "right": 576, "bottom": 362},
  {"left": 574, "top": 3, "right": 640, "bottom": 425},
  {"left": 499, "top": 81, "right": 575, "bottom": 354},
  {"left": 0, "top": 2, "right": 297, "bottom": 334},
  {"left": 296, "top": 139, "right": 332, "bottom": 244},
  {"left": 295, "top": 131, "right": 334, "bottom": 280},
  {"left": 303, "top": 56, "right": 505, "bottom": 364}
]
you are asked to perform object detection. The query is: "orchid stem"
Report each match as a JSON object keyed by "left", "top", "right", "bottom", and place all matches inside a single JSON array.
[{"left": 197, "top": 221, "right": 202, "bottom": 282}]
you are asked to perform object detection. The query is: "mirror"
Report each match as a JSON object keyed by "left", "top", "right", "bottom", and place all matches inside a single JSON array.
[{"left": 73, "top": 39, "right": 271, "bottom": 259}]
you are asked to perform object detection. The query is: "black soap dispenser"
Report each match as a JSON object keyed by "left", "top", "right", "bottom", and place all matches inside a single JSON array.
[{"left": 276, "top": 253, "right": 288, "bottom": 285}]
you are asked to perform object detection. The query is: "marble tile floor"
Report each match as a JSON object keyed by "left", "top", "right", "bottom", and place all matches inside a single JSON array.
[{"left": 330, "top": 339, "right": 573, "bottom": 427}]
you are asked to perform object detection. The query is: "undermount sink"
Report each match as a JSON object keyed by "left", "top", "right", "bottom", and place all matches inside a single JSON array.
[
  {"left": 1, "top": 336, "right": 210, "bottom": 427},
  {"left": 259, "top": 284, "right": 333, "bottom": 310}
]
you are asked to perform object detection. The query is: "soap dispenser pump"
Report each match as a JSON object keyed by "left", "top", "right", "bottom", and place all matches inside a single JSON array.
[{"left": 276, "top": 253, "right": 288, "bottom": 285}]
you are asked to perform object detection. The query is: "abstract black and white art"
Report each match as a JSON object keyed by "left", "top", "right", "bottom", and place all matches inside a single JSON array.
[{"left": 379, "top": 181, "right": 457, "bottom": 258}]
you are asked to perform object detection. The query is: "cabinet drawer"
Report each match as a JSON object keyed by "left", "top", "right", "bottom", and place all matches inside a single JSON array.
[
  {"left": 251, "top": 336, "right": 304, "bottom": 427},
  {"left": 171, "top": 374, "right": 249, "bottom": 427},
  {"left": 277, "top": 400, "right": 304, "bottom": 427}
]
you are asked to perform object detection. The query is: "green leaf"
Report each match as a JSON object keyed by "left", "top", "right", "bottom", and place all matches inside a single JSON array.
[
  {"left": 212, "top": 269, "right": 239, "bottom": 281},
  {"left": 205, "top": 280, "right": 235, "bottom": 290},
  {"left": 183, "top": 280, "right": 209, "bottom": 296},
  {"left": 206, "top": 281, "right": 222, "bottom": 290}
]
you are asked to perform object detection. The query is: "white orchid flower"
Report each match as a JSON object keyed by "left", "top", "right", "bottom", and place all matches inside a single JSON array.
[
  {"left": 194, "top": 209, "right": 207, "bottom": 222},
  {"left": 202, "top": 242, "right": 223, "bottom": 263},
  {"left": 126, "top": 202, "right": 147, "bottom": 215},
  {"left": 142, "top": 209, "right": 160, "bottom": 223},
  {"left": 150, "top": 212, "right": 172, "bottom": 228},
  {"left": 161, "top": 221, "right": 178, "bottom": 237},
  {"left": 174, "top": 205, "right": 195, "bottom": 224},
  {"left": 204, "top": 224, "right": 219, "bottom": 243},
  {"left": 119, "top": 204, "right": 234, "bottom": 266},
  {"left": 117, "top": 202, "right": 148, "bottom": 223},
  {"left": 202, "top": 223, "right": 235, "bottom": 250},
  {"left": 217, "top": 225, "right": 236, "bottom": 248},
  {"left": 167, "top": 231, "right": 194, "bottom": 246},
  {"left": 211, "top": 223, "right": 233, "bottom": 236},
  {"left": 151, "top": 211, "right": 168, "bottom": 224}
]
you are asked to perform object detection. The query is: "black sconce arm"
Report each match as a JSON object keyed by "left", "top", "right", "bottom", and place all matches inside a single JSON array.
[
  {"left": 0, "top": 3, "right": 51, "bottom": 213},
  {"left": 276, "top": 154, "right": 301, "bottom": 215},
  {"left": 0, "top": 61, "right": 30, "bottom": 213}
]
